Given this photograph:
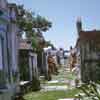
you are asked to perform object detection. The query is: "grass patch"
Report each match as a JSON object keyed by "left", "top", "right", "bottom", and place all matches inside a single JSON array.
[
  {"left": 66, "top": 72, "right": 76, "bottom": 80},
  {"left": 24, "top": 88, "right": 80, "bottom": 100}
]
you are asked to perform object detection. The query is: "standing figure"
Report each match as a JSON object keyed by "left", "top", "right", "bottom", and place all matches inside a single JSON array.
[
  {"left": 47, "top": 52, "right": 54, "bottom": 80},
  {"left": 57, "top": 48, "right": 64, "bottom": 66},
  {"left": 48, "top": 52, "right": 55, "bottom": 74},
  {"left": 69, "top": 46, "right": 77, "bottom": 71},
  {"left": 52, "top": 55, "right": 58, "bottom": 74}
]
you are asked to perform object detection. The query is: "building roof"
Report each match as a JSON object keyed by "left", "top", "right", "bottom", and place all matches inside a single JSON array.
[
  {"left": 79, "top": 30, "right": 100, "bottom": 41},
  {"left": 75, "top": 30, "right": 100, "bottom": 47}
]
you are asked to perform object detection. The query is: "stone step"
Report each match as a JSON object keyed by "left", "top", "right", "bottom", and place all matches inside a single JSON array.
[
  {"left": 58, "top": 99, "right": 74, "bottom": 100},
  {"left": 41, "top": 85, "right": 68, "bottom": 91},
  {"left": 47, "top": 80, "right": 59, "bottom": 84}
]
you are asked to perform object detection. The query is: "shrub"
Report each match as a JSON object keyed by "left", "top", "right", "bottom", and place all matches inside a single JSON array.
[
  {"left": 77, "top": 81, "right": 100, "bottom": 100},
  {"left": 31, "top": 76, "right": 41, "bottom": 91}
]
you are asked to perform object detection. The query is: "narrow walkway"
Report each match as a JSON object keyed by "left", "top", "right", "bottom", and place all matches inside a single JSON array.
[
  {"left": 24, "top": 60, "right": 78, "bottom": 100},
  {"left": 41, "top": 61, "right": 75, "bottom": 91}
]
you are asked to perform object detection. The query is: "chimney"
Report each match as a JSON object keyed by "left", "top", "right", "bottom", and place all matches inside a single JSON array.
[{"left": 76, "top": 17, "right": 82, "bottom": 35}]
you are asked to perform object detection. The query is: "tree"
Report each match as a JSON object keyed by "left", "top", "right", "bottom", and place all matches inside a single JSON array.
[
  {"left": 16, "top": 5, "right": 52, "bottom": 90},
  {"left": 17, "top": 6, "right": 52, "bottom": 35},
  {"left": 17, "top": 6, "right": 52, "bottom": 49},
  {"left": 32, "top": 15, "right": 52, "bottom": 32}
]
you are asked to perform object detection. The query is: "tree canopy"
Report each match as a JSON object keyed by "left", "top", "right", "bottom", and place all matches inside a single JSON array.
[{"left": 17, "top": 5, "right": 52, "bottom": 49}]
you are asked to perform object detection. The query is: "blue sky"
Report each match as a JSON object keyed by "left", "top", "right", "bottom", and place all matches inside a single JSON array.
[{"left": 8, "top": 0, "right": 100, "bottom": 49}]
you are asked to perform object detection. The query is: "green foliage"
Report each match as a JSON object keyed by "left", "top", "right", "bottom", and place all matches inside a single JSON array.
[
  {"left": 19, "top": 52, "right": 30, "bottom": 81},
  {"left": 17, "top": 6, "right": 52, "bottom": 33},
  {"left": 31, "top": 36, "right": 38, "bottom": 48},
  {"left": 17, "top": 5, "right": 52, "bottom": 49},
  {"left": 0, "top": 70, "right": 6, "bottom": 86},
  {"left": 32, "top": 15, "right": 52, "bottom": 32},
  {"left": 78, "top": 82, "right": 100, "bottom": 100},
  {"left": 31, "top": 76, "right": 41, "bottom": 91},
  {"left": 95, "top": 61, "right": 100, "bottom": 82}
]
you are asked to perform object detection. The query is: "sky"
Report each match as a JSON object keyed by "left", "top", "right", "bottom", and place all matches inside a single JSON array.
[{"left": 8, "top": 0, "right": 100, "bottom": 50}]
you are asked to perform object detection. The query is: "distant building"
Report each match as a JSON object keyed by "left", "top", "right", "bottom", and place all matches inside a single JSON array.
[
  {"left": 76, "top": 19, "right": 100, "bottom": 83},
  {"left": 69, "top": 47, "right": 77, "bottom": 71},
  {"left": 57, "top": 48, "right": 64, "bottom": 65}
]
